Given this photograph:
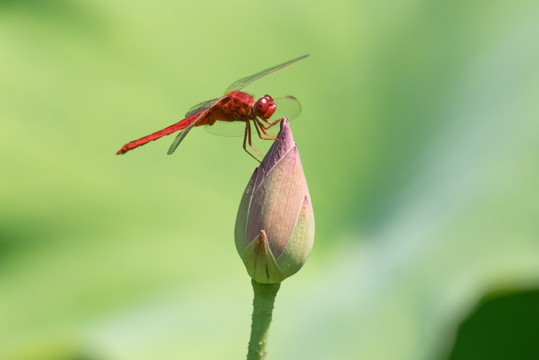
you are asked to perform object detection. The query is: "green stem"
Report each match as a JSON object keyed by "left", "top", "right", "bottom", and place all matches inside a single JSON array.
[{"left": 247, "top": 280, "right": 281, "bottom": 360}]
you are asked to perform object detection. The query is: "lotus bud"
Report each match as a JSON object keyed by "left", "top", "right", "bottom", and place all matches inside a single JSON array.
[{"left": 235, "top": 118, "right": 315, "bottom": 284}]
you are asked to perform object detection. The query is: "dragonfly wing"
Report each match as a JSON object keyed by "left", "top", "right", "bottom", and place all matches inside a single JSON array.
[
  {"left": 205, "top": 121, "right": 246, "bottom": 137},
  {"left": 271, "top": 95, "right": 302, "bottom": 122},
  {"left": 168, "top": 104, "right": 216, "bottom": 155},
  {"left": 224, "top": 54, "right": 309, "bottom": 93},
  {"left": 185, "top": 97, "right": 221, "bottom": 117}
]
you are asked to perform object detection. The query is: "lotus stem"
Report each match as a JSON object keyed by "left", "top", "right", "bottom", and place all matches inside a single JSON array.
[{"left": 246, "top": 280, "right": 281, "bottom": 360}]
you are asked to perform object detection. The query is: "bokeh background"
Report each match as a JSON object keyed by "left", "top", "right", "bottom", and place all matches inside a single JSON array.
[{"left": 1, "top": 0, "right": 538, "bottom": 359}]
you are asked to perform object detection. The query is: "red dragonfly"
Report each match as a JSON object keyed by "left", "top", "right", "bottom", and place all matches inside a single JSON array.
[{"left": 116, "top": 54, "right": 308, "bottom": 160}]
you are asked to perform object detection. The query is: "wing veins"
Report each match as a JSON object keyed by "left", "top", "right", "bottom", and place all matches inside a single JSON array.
[
  {"left": 224, "top": 54, "right": 309, "bottom": 93},
  {"left": 185, "top": 97, "right": 221, "bottom": 117},
  {"left": 168, "top": 97, "right": 224, "bottom": 155}
]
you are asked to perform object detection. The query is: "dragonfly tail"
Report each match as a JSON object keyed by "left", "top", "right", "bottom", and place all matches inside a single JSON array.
[{"left": 116, "top": 114, "right": 199, "bottom": 155}]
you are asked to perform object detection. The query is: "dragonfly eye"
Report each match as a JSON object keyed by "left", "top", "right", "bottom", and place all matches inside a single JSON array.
[{"left": 254, "top": 95, "right": 277, "bottom": 119}]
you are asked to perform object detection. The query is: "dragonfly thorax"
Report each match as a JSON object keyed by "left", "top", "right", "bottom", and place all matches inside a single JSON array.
[{"left": 254, "top": 95, "right": 277, "bottom": 120}]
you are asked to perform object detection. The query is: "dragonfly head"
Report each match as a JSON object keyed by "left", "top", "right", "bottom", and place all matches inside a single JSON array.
[{"left": 254, "top": 95, "right": 277, "bottom": 120}]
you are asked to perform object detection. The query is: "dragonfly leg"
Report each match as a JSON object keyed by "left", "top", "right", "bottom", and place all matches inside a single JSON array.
[
  {"left": 253, "top": 119, "right": 278, "bottom": 141},
  {"left": 261, "top": 116, "right": 284, "bottom": 130},
  {"left": 243, "top": 121, "right": 263, "bottom": 162},
  {"left": 255, "top": 118, "right": 284, "bottom": 142}
]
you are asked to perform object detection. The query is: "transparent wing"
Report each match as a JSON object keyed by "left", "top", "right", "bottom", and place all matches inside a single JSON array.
[
  {"left": 205, "top": 121, "right": 246, "bottom": 137},
  {"left": 271, "top": 95, "right": 302, "bottom": 122},
  {"left": 167, "top": 103, "right": 217, "bottom": 155},
  {"left": 185, "top": 97, "right": 221, "bottom": 117},
  {"left": 224, "top": 54, "right": 309, "bottom": 93}
]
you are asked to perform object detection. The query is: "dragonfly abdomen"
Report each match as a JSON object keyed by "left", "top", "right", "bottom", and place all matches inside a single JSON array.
[{"left": 116, "top": 113, "right": 201, "bottom": 155}]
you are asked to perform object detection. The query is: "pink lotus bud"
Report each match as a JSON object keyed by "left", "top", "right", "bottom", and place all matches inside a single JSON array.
[{"left": 235, "top": 119, "right": 315, "bottom": 284}]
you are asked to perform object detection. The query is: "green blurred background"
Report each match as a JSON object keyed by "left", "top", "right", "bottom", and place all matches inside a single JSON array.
[{"left": 1, "top": 0, "right": 539, "bottom": 359}]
